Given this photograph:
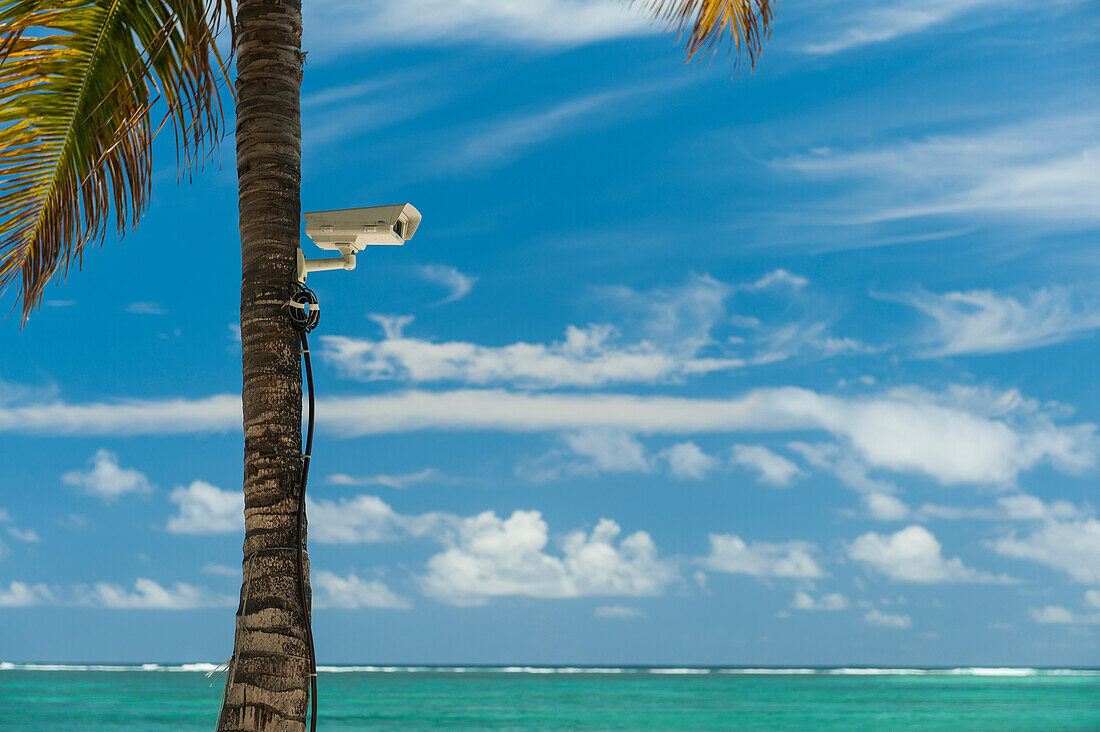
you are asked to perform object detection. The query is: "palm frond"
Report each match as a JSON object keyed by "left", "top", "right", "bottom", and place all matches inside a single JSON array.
[
  {"left": 632, "top": 0, "right": 774, "bottom": 66},
  {"left": 0, "top": 0, "right": 233, "bottom": 321}
]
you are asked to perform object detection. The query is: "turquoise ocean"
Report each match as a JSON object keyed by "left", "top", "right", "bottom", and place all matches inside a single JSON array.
[{"left": 2, "top": 664, "right": 1100, "bottom": 730}]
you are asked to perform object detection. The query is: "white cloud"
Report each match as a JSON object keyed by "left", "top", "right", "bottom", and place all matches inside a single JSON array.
[
  {"left": 322, "top": 322, "right": 739, "bottom": 389},
  {"left": 804, "top": 0, "right": 1004, "bottom": 55},
  {"left": 563, "top": 429, "right": 652, "bottom": 474},
  {"left": 747, "top": 321, "right": 870, "bottom": 366},
  {"left": 5, "top": 385, "right": 1095, "bottom": 491},
  {"left": 863, "top": 493, "right": 912, "bottom": 522},
  {"left": 1029, "top": 592, "right": 1100, "bottom": 625},
  {"left": 0, "top": 377, "right": 59, "bottom": 407},
  {"left": 594, "top": 604, "right": 644, "bottom": 619},
  {"left": 165, "top": 481, "right": 243, "bottom": 535},
  {"left": 730, "top": 445, "right": 805, "bottom": 486},
  {"left": 600, "top": 273, "right": 734, "bottom": 356},
  {"left": 62, "top": 450, "right": 153, "bottom": 503},
  {"left": 863, "top": 607, "right": 913, "bottom": 629},
  {"left": 0, "top": 395, "right": 240, "bottom": 435},
  {"left": 323, "top": 274, "right": 781, "bottom": 389},
  {"left": 306, "top": 0, "right": 656, "bottom": 53},
  {"left": 702, "top": 535, "right": 824, "bottom": 579},
  {"left": 523, "top": 429, "right": 653, "bottom": 481},
  {"left": 917, "top": 493, "right": 1087, "bottom": 522},
  {"left": 526, "top": 433, "right": 723, "bottom": 482},
  {"left": 0, "top": 510, "right": 41, "bottom": 544},
  {"left": 202, "top": 562, "right": 239, "bottom": 578},
  {"left": 322, "top": 314, "right": 741, "bottom": 389},
  {"left": 789, "top": 440, "right": 911, "bottom": 520},
  {"left": 327, "top": 468, "right": 440, "bottom": 489},
  {"left": 8, "top": 528, "right": 41, "bottom": 543},
  {"left": 311, "top": 571, "right": 412, "bottom": 610},
  {"left": 126, "top": 301, "right": 166, "bottom": 315},
  {"left": 990, "top": 519, "right": 1100, "bottom": 584},
  {"left": 307, "top": 494, "right": 412, "bottom": 544},
  {"left": 792, "top": 591, "right": 850, "bottom": 611},
  {"left": 1029, "top": 605, "right": 1080, "bottom": 624},
  {"left": 420, "top": 511, "right": 677, "bottom": 606},
  {"left": 779, "top": 115, "right": 1100, "bottom": 225},
  {"left": 312, "top": 386, "right": 1095, "bottom": 491},
  {"left": 848, "top": 525, "right": 1012, "bottom": 584},
  {"left": 0, "top": 581, "right": 54, "bottom": 607},
  {"left": 660, "top": 442, "right": 721, "bottom": 480},
  {"left": 896, "top": 287, "right": 1100, "bottom": 357},
  {"left": 81, "top": 578, "right": 231, "bottom": 610},
  {"left": 740, "top": 269, "right": 809, "bottom": 291},
  {"left": 417, "top": 264, "right": 478, "bottom": 305}
]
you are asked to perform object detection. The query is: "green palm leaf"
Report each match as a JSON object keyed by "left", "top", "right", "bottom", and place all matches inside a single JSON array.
[
  {"left": 633, "top": 0, "right": 774, "bottom": 65},
  {"left": 0, "top": 0, "right": 232, "bottom": 321}
]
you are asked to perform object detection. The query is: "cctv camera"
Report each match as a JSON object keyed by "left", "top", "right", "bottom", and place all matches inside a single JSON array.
[
  {"left": 304, "top": 203, "right": 421, "bottom": 251},
  {"left": 296, "top": 203, "right": 422, "bottom": 284}
]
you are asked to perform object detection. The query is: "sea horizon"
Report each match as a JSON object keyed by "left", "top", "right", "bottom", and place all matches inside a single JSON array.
[{"left": 4, "top": 661, "right": 1099, "bottom": 676}]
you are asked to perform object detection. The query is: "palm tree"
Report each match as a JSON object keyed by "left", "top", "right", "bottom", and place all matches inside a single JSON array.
[{"left": 0, "top": 1, "right": 774, "bottom": 729}]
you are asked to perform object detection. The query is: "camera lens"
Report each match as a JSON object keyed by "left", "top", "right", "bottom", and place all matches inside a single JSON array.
[{"left": 393, "top": 220, "right": 404, "bottom": 237}]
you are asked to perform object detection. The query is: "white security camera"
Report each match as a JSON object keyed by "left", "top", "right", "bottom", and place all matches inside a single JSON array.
[{"left": 297, "top": 203, "right": 421, "bottom": 283}]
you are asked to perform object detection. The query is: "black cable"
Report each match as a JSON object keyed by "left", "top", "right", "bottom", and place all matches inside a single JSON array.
[{"left": 289, "top": 283, "right": 319, "bottom": 732}]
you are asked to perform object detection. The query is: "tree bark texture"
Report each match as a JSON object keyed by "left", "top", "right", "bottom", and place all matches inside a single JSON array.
[{"left": 218, "top": 0, "right": 309, "bottom": 729}]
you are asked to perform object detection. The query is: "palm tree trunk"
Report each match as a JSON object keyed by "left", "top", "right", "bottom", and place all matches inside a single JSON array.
[{"left": 217, "top": 0, "right": 310, "bottom": 729}]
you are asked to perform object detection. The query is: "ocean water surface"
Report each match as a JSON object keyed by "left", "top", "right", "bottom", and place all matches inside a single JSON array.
[{"left": 2, "top": 664, "right": 1099, "bottom": 730}]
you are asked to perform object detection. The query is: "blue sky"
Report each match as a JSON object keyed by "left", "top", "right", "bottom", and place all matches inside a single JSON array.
[{"left": 2, "top": 0, "right": 1100, "bottom": 666}]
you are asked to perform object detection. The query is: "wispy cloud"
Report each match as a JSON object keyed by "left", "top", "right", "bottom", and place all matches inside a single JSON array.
[
  {"left": 890, "top": 287, "right": 1100, "bottom": 357},
  {"left": 777, "top": 114, "right": 1100, "bottom": 226},
  {"left": 323, "top": 273, "right": 748, "bottom": 389},
  {"left": 594, "top": 604, "right": 644, "bottom": 619},
  {"left": 447, "top": 81, "right": 679, "bottom": 171},
  {"left": 321, "top": 273, "right": 859, "bottom": 388},
  {"left": 306, "top": 0, "right": 656, "bottom": 52},
  {"left": 327, "top": 468, "right": 441, "bottom": 489},
  {"left": 803, "top": 0, "right": 1008, "bottom": 55},
  {"left": 323, "top": 319, "right": 742, "bottom": 388},
  {"left": 302, "top": 70, "right": 446, "bottom": 147},
  {"left": 417, "top": 264, "right": 478, "bottom": 305},
  {"left": 126, "top": 302, "right": 166, "bottom": 315}
]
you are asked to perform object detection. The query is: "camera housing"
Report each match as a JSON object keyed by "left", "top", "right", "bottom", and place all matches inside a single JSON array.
[
  {"left": 297, "top": 203, "right": 421, "bottom": 283},
  {"left": 304, "top": 203, "right": 421, "bottom": 251}
]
